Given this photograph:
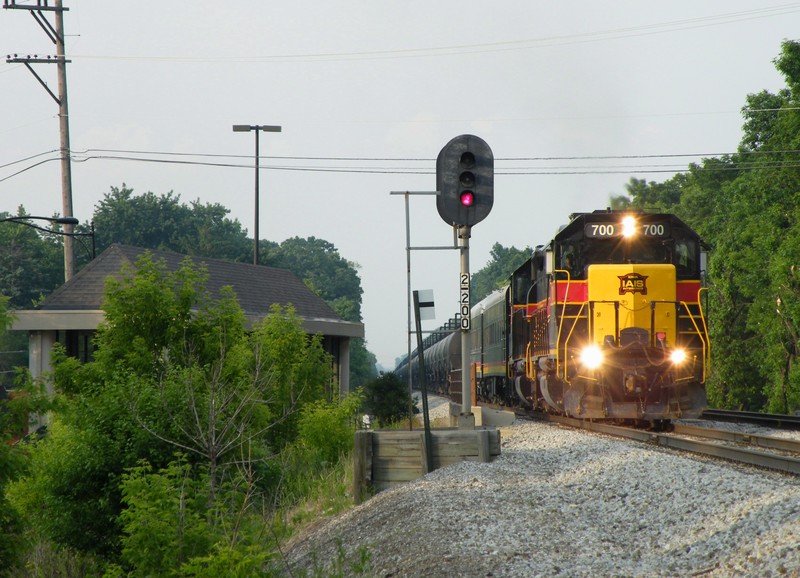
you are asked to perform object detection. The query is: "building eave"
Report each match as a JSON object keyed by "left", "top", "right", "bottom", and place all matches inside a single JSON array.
[
  {"left": 11, "top": 310, "right": 365, "bottom": 339},
  {"left": 11, "top": 310, "right": 106, "bottom": 331}
]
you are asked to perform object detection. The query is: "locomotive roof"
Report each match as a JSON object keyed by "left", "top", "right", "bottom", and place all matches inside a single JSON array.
[{"left": 556, "top": 210, "right": 705, "bottom": 244}]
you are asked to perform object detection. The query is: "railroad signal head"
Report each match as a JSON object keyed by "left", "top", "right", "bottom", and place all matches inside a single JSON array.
[{"left": 436, "top": 134, "right": 494, "bottom": 227}]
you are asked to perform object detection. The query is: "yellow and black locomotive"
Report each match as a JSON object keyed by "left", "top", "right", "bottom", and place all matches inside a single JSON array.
[{"left": 401, "top": 209, "right": 709, "bottom": 424}]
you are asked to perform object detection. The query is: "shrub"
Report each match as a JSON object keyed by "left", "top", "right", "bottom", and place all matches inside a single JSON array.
[
  {"left": 361, "top": 373, "right": 415, "bottom": 426},
  {"left": 297, "top": 391, "right": 364, "bottom": 464}
]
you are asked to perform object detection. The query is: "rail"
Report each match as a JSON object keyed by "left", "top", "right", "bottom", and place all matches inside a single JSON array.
[
  {"left": 702, "top": 409, "right": 800, "bottom": 430},
  {"left": 539, "top": 413, "right": 800, "bottom": 475}
]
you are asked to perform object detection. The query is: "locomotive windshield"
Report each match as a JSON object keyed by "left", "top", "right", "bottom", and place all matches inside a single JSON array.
[{"left": 557, "top": 215, "right": 701, "bottom": 279}]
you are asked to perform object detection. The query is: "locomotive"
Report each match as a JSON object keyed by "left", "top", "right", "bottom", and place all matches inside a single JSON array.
[{"left": 397, "top": 209, "right": 709, "bottom": 424}]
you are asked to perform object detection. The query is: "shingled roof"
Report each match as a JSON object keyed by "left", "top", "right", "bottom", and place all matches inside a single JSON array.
[{"left": 22, "top": 244, "right": 363, "bottom": 338}]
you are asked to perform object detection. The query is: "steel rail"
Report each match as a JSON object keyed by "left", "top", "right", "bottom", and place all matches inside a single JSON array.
[
  {"left": 540, "top": 414, "right": 800, "bottom": 475},
  {"left": 702, "top": 409, "right": 800, "bottom": 430},
  {"left": 673, "top": 423, "right": 800, "bottom": 454}
]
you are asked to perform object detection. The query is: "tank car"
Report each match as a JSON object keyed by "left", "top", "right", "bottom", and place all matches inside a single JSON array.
[{"left": 395, "top": 316, "right": 461, "bottom": 395}]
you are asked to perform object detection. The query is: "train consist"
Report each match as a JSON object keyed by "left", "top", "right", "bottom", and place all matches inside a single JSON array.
[{"left": 397, "top": 209, "right": 710, "bottom": 425}]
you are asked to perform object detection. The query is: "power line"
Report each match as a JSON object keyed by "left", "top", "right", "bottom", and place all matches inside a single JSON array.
[
  {"left": 72, "top": 146, "right": 800, "bottom": 162},
  {"left": 0, "top": 149, "right": 58, "bottom": 170},
  {"left": 0, "top": 156, "right": 61, "bottom": 183},
  {"left": 4, "top": 146, "right": 800, "bottom": 185},
  {"left": 62, "top": 4, "right": 800, "bottom": 63}
]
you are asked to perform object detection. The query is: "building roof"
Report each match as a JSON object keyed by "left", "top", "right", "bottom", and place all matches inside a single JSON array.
[{"left": 12, "top": 244, "right": 364, "bottom": 338}]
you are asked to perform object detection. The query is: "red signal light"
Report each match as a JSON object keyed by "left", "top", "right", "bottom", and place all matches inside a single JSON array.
[{"left": 460, "top": 191, "right": 475, "bottom": 207}]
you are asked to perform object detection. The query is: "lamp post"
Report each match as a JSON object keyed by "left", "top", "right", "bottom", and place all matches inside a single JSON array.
[
  {"left": 232, "top": 124, "right": 282, "bottom": 265},
  {"left": 1, "top": 215, "right": 95, "bottom": 275}
]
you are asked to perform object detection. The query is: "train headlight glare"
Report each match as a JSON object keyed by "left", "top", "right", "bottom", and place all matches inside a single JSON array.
[
  {"left": 622, "top": 215, "right": 636, "bottom": 237},
  {"left": 670, "top": 349, "right": 687, "bottom": 364},
  {"left": 622, "top": 215, "right": 637, "bottom": 237},
  {"left": 580, "top": 345, "right": 604, "bottom": 369}
]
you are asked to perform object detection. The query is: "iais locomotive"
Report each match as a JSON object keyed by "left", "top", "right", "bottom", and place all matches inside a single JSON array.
[{"left": 396, "top": 210, "right": 709, "bottom": 424}]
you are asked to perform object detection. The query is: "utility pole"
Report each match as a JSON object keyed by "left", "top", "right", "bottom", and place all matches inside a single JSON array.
[{"left": 5, "top": 0, "right": 76, "bottom": 281}]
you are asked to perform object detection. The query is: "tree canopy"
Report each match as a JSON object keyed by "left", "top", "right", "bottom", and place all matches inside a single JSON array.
[
  {"left": 613, "top": 39, "right": 800, "bottom": 413},
  {"left": 1, "top": 186, "right": 378, "bottom": 388},
  {"left": 471, "top": 242, "right": 532, "bottom": 304}
]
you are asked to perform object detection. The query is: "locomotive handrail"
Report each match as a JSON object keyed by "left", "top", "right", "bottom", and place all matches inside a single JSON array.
[
  {"left": 650, "top": 298, "right": 709, "bottom": 384},
  {"left": 560, "top": 302, "right": 588, "bottom": 383},
  {"left": 553, "top": 270, "right": 593, "bottom": 384},
  {"left": 525, "top": 342, "right": 533, "bottom": 381},
  {"left": 553, "top": 269, "right": 571, "bottom": 382},
  {"left": 698, "top": 287, "right": 710, "bottom": 365},
  {"left": 679, "top": 299, "right": 709, "bottom": 383}
]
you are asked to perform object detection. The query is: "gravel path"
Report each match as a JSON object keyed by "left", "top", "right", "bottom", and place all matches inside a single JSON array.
[{"left": 282, "top": 406, "right": 800, "bottom": 577}]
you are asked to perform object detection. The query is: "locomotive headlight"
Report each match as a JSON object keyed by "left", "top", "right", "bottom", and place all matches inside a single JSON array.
[
  {"left": 670, "top": 349, "right": 687, "bottom": 364},
  {"left": 621, "top": 215, "right": 637, "bottom": 237},
  {"left": 580, "top": 345, "right": 604, "bottom": 369}
]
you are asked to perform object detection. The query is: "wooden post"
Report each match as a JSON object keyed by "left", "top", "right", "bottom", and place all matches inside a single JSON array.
[
  {"left": 353, "top": 430, "right": 373, "bottom": 504},
  {"left": 419, "top": 431, "right": 431, "bottom": 474},
  {"left": 477, "top": 429, "right": 491, "bottom": 463}
]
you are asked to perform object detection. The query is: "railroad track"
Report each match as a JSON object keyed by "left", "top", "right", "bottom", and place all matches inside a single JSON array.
[
  {"left": 701, "top": 408, "right": 800, "bottom": 429},
  {"left": 536, "top": 413, "right": 800, "bottom": 475}
]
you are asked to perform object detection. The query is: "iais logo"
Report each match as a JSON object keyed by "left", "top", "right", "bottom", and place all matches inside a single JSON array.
[{"left": 618, "top": 273, "right": 648, "bottom": 295}]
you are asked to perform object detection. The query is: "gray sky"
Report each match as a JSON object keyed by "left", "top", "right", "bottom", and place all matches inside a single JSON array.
[{"left": 2, "top": 1, "right": 798, "bottom": 369}]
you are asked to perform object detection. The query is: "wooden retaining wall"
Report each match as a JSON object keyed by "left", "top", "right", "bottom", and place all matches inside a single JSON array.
[{"left": 353, "top": 427, "right": 501, "bottom": 504}]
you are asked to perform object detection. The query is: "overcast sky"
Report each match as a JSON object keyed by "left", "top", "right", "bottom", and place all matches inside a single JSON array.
[{"left": 2, "top": 1, "right": 799, "bottom": 369}]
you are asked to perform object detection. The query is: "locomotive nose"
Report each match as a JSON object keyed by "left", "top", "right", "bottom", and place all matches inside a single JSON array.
[{"left": 587, "top": 263, "right": 677, "bottom": 348}]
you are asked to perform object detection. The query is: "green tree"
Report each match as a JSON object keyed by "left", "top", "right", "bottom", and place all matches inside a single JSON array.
[
  {"left": 617, "top": 176, "right": 685, "bottom": 212},
  {"left": 348, "top": 338, "right": 378, "bottom": 390},
  {"left": 703, "top": 40, "right": 800, "bottom": 412},
  {"left": 95, "top": 192, "right": 378, "bottom": 387},
  {"left": 362, "top": 372, "right": 414, "bottom": 426},
  {"left": 269, "top": 236, "right": 363, "bottom": 321},
  {"left": 471, "top": 243, "right": 531, "bottom": 303},
  {"left": 92, "top": 185, "right": 251, "bottom": 261},
  {"left": 5, "top": 189, "right": 378, "bottom": 392},
  {"left": 0, "top": 208, "right": 65, "bottom": 309},
  {"left": 268, "top": 236, "right": 377, "bottom": 388}
]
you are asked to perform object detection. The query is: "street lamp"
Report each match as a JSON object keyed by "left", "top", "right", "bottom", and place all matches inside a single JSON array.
[
  {"left": 233, "top": 124, "right": 282, "bottom": 265},
  {"left": 1, "top": 215, "right": 96, "bottom": 268}
]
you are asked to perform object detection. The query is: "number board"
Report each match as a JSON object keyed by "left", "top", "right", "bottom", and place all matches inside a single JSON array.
[
  {"left": 584, "top": 221, "right": 671, "bottom": 238},
  {"left": 460, "top": 273, "right": 470, "bottom": 330}
]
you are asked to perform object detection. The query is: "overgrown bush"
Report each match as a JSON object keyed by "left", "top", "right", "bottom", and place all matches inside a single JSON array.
[
  {"left": 297, "top": 391, "right": 364, "bottom": 464},
  {"left": 361, "top": 372, "right": 415, "bottom": 427},
  {"left": 117, "top": 457, "right": 213, "bottom": 575}
]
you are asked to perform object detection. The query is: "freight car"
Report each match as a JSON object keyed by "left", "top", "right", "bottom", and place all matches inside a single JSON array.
[{"left": 397, "top": 209, "right": 709, "bottom": 425}]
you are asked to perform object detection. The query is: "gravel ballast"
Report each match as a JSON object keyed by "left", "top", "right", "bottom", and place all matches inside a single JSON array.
[{"left": 283, "top": 409, "right": 800, "bottom": 577}]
